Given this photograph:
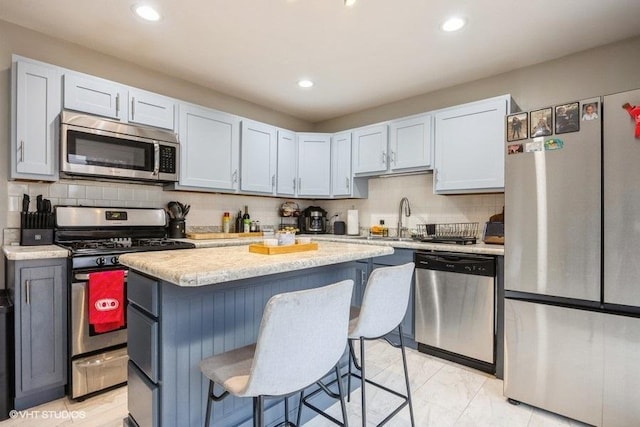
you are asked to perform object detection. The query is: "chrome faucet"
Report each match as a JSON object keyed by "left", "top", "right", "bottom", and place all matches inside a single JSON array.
[{"left": 397, "top": 197, "right": 411, "bottom": 238}]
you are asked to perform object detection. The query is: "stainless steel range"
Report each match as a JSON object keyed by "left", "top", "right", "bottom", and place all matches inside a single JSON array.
[{"left": 55, "top": 206, "right": 195, "bottom": 400}]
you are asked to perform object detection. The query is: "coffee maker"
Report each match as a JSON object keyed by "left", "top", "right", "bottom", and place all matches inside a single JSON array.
[{"left": 299, "top": 206, "right": 327, "bottom": 234}]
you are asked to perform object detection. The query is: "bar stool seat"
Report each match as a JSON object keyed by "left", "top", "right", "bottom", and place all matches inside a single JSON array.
[
  {"left": 199, "top": 279, "right": 354, "bottom": 427},
  {"left": 347, "top": 262, "right": 416, "bottom": 427}
]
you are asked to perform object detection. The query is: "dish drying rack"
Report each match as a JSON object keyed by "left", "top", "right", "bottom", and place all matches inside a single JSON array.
[{"left": 413, "top": 222, "right": 479, "bottom": 245}]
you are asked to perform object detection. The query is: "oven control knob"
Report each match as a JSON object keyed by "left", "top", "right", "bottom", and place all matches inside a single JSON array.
[
  {"left": 111, "top": 256, "right": 119, "bottom": 264},
  {"left": 96, "top": 257, "right": 106, "bottom": 266}
]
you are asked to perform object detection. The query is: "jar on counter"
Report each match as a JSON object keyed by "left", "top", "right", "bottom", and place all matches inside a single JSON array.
[{"left": 222, "top": 212, "right": 230, "bottom": 233}]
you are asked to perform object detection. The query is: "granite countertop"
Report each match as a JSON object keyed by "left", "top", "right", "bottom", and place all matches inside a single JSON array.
[
  {"left": 177, "top": 235, "right": 504, "bottom": 256},
  {"left": 119, "top": 241, "right": 394, "bottom": 287},
  {"left": 3, "top": 245, "right": 69, "bottom": 260},
  {"left": 310, "top": 235, "right": 505, "bottom": 256}
]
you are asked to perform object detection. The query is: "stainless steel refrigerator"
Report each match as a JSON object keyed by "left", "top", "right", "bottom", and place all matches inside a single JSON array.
[{"left": 504, "top": 90, "right": 640, "bottom": 427}]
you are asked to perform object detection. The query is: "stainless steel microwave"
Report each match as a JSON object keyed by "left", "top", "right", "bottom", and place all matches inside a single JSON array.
[{"left": 60, "top": 110, "right": 179, "bottom": 183}]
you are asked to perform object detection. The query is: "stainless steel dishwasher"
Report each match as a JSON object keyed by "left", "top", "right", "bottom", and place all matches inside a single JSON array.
[{"left": 414, "top": 251, "right": 496, "bottom": 373}]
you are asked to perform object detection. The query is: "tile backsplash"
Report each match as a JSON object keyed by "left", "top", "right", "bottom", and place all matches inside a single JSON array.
[
  {"left": 4, "top": 179, "right": 300, "bottom": 243},
  {"left": 323, "top": 174, "right": 504, "bottom": 236},
  {"left": 5, "top": 173, "right": 503, "bottom": 242}
]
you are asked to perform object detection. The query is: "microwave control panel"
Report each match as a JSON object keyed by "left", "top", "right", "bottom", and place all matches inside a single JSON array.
[{"left": 159, "top": 146, "right": 176, "bottom": 173}]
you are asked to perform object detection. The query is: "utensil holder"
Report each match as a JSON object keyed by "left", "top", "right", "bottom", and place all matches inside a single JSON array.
[{"left": 168, "top": 219, "right": 186, "bottom": 238}]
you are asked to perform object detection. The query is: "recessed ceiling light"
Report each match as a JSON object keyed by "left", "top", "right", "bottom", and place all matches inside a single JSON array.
[
  {"left": 133, "top": 4, "right": 162, "bottom": 22},
  {"left": 345, "top": 0, "right": 356, "bottom": 6},
  {"left": 441, "top": 17, "right": 465, "bottom": 32},
  {"left": 298, "top": 80, "right": 314, "bottom": 88}
]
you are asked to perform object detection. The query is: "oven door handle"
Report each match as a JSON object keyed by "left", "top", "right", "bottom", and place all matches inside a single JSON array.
[
  {"left": 75, "top": 353, "right": 129, "bottom": 368},
  {"left": 74, "top": 271, "right": 129, "bottom": 281}
]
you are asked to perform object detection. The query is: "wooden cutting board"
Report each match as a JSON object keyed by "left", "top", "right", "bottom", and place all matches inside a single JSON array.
[
  {"left": 185, "top": 232, "right": 263, "bottom": 240},
  {"left": 248, "top": 242, "right": 318, "bottom": 255}
]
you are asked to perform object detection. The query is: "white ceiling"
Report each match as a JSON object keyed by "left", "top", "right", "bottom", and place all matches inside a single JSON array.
[{"left": 2, "top": 0, "right": 640, "bottom": 123}]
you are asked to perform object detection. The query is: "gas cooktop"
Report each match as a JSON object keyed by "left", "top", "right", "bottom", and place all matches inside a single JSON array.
[{"left": 58, "top": 237, "right": 195, "bottom": 256}]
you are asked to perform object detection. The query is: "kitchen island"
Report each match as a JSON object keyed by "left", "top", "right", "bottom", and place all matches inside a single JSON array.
[{"left": 119, "top": 242, "right": 393, "bottom": 427}]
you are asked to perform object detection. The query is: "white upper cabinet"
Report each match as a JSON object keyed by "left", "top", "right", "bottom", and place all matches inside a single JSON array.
[
  {"left": 297, "top": 133, "right": 331, "bottom": 197},
  {"left": 388, "top": 114, "right": 432, "bottom": 172},
  {"left": 331, "top": 132, "right": 352, "bottom": 197},
  {"left": 276, "top": 130, "right": 297, "bottom": 197},
  {"left": 11, "top": 58, "right": 60, "bottom": 180},
  {"left": 240, "top": 120, "right": 277, "bottom": 194},
  {"left": 129, "top": 88, "right": 176, "bottom": 130},
  {"left": 63, "top": 72, "right": 126, "bottom": 120},
  {"left": 352, "top": 124, "right": 388, "bottom": 175},
  {"left": 433, "top": 95, "right": 510, "bottom": 194},
  {"left": 178, "top": 103, "right": 239, "bottom": 191}
]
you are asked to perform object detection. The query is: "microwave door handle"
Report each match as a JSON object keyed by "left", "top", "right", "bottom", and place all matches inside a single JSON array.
[{"left": 153, "top": 142, "right": 160, "bottom": 176}]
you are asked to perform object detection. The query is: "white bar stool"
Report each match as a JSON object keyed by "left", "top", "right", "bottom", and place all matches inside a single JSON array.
[
  {"left": 347, "top": 262, "right": 416, "bottom": 426},
  {"left": 199, "top": 280, "right": 354, "bottom": 427}
]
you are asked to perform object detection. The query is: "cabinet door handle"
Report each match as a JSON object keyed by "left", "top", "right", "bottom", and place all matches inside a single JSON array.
[
  {"left": 272, "top": 174, "right": 276, "bottom": 188},
  {"left": 131, "top": 97, "right": 136, "bottom": 119},
  {"left": 345, "top": 177, "right": 350, "bottom": 190},
  {"left": 391, "top": 151, "right": 397, "bottom": 165},
  {"left": 25, "top": 280, "right": 31, "bottom": 305},
  {"left": 293, "top": 178, "right": 296, "bottom": 191},
  {"left": 382, "top": 151, "right": 386, "bottom": 165},
  {"left": 361, "top": 271, "right": 366, "bottom": 285},
  {"left": 115, "top": 94, "right": 120, "bottom": 116},
  {"left": 232, "top": 170, "right": 238, "bottom": 183},
  {"left": 19, "top": 140, "right": 24, "bottom": 162}
]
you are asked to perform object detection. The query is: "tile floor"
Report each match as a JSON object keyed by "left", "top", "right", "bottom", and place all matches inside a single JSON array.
[{"left": 0, "top": 340, "right": 589, "bottom": 426}]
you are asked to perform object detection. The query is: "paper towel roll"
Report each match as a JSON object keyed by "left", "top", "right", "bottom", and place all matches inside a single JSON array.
[{"left": 347, "top": 210, "right": 359, "bottom": 235}]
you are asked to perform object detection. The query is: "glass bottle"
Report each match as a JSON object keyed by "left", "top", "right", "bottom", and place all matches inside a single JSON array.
[{"left": 242, "top": 206, "right": 251, "bottom": 233}]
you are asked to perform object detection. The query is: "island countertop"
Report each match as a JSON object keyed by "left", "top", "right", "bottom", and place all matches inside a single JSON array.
[{"left": 119, "top": 241, "right": 394, "bottom": 287}]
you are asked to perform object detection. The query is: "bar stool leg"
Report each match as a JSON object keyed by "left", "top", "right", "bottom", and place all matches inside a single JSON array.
[
  {"left": 205, "top": 380, "right": 214, "bottom": 427},
  {"left": 253, "top": 396, "right": 264, "bottom": 427},
  {"left": 284, "top": 396, "right": 290, "bottom": 426},
  {"left": 347, "top": 341, "right": 358, "bottom": 403},
  {"left": 335, "top": 364, "right": 349, "bottom": 427},
  {"left": 398, "top": 325, "right": 416, "bottom": 427},
  {"left": 359, "top": 337, "right": 366, "bottom": 427},
  {"left": 296, "top": 390, "right": 304, "bottom": 426}
]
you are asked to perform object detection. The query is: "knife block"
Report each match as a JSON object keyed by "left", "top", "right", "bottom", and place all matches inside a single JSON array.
[{"left": 20, "top": 212, "right": 54, "bottom": 246}]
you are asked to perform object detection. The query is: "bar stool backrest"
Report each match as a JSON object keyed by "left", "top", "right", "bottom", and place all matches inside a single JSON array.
[
  {"left": 240, "top": 279, "right": 354, "bottom": 397},
  {"left": 350, "top": 262, "right": 415, "bottom": 339}
]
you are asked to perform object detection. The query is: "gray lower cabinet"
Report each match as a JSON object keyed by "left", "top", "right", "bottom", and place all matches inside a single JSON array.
[{"left": 6, "top": 258, "right": 67, "bottom": 410}]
